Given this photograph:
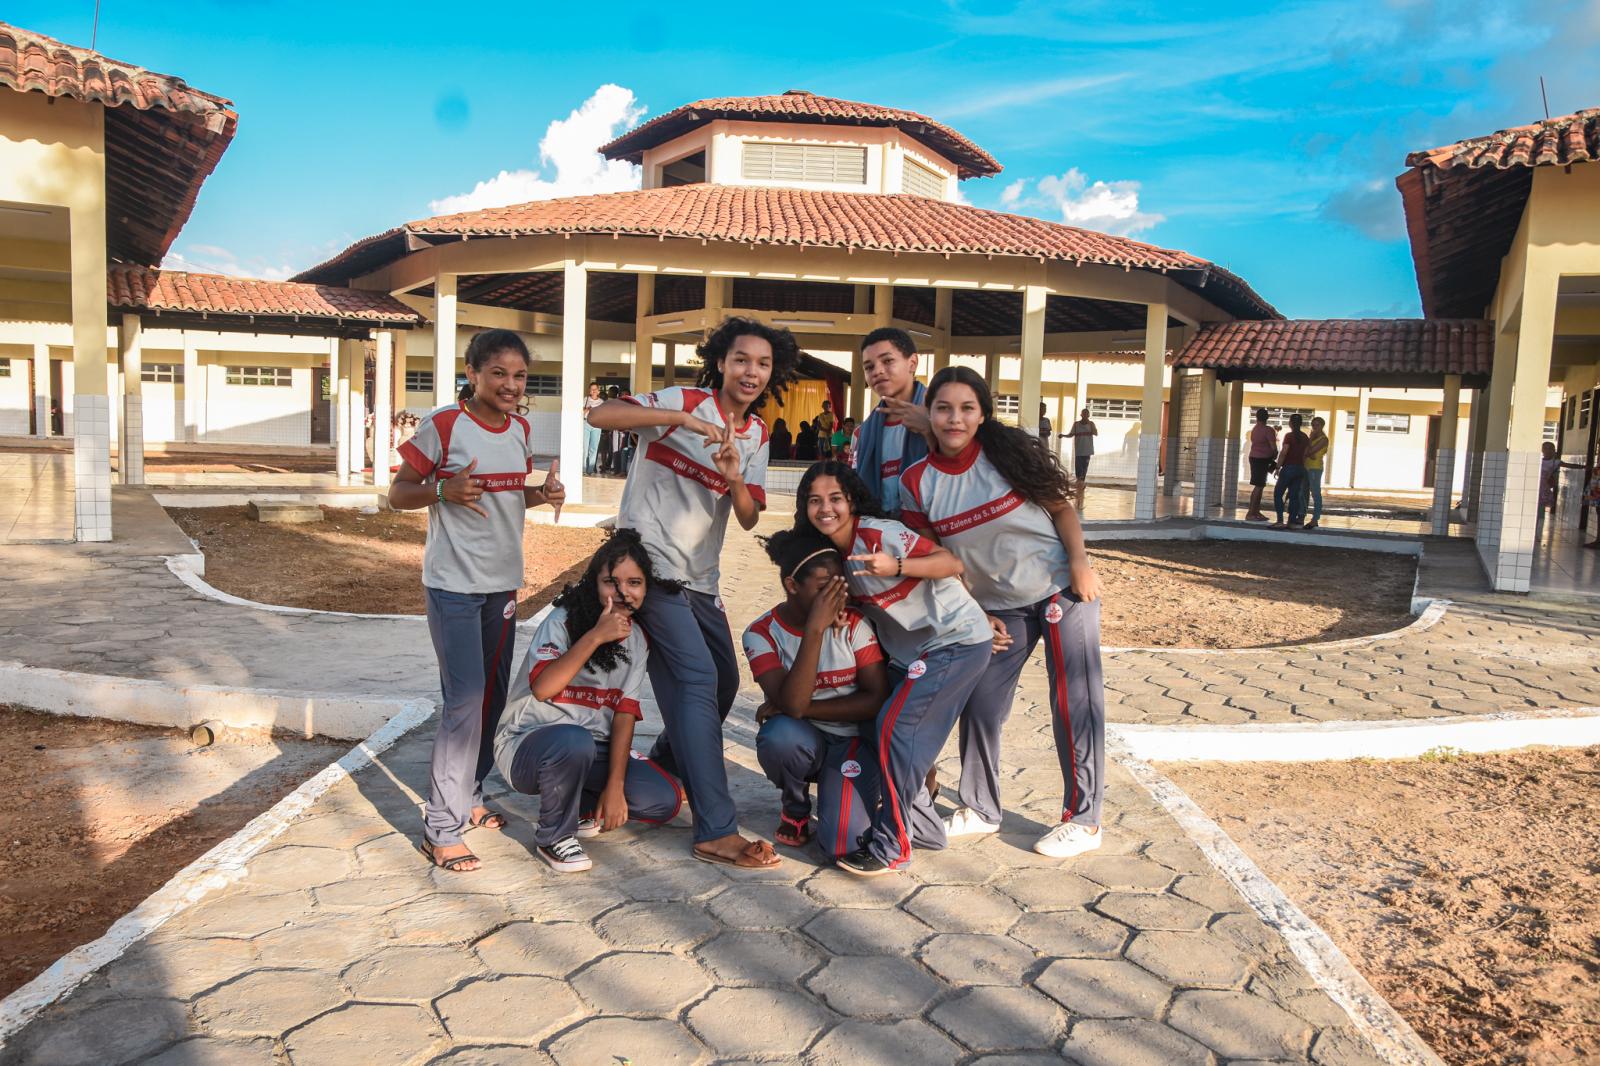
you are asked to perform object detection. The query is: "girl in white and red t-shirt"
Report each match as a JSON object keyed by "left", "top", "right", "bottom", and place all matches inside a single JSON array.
[
  {"left": 901, "top": 365, "right": 1106, "bottom": 859},
  {"left": 794, "top": 461, "right": 997, "bottom": 877},
  {"left": 587, "top": 316, "right": 801, "bottom": 870}
]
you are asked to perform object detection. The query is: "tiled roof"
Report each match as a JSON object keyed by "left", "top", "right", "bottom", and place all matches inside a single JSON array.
[
  {"left": 0, "top": 21, "right": 237, "bottom": 266},
  {"left": 108, "top": 265, "right": 421, "bottom": 328},
  {"left": 1172, "top": 319, "right": 1492, "bottom": 383},
  {"left": 1398, "top": 107, "right": 1598, "bottom": 319},
  {"left": 600, "top": 90, "right": 1002, "bottom": 179},
  {"left": 294, "top": 185, "right": 1276, "bottom": 321}
]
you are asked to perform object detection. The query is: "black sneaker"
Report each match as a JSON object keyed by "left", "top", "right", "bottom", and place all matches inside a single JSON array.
[
  {"left": 537, "top": 836, "right": 593, "bottom": 873},
  {"left": 835, "top": 846, "right": 894, "bottom": 877}
]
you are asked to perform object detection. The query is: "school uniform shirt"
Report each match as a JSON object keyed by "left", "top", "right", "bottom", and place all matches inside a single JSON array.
[
  {"left": 843, "top": 515, "right": 992, "bottom": 667},
  {"left": 492, "top": 605, "right": 649, "bottom": 783},
  {"left": 1070, "top": 420, "right": 1096, "bottom": 458},
  {"left": 742, "top": 607, "right": 885, "bottom": 738},
  {"left": 859, "top": 418, "right": 910, "bottom": 512},
  {"left": 398, "top": 403, "right": 535, "bottom": 593},
  {"left": 617, "top": 386, "right": 769, "bottom": 594},
  {"left": 900, "top": 441, "right": 1071, "bottom": 611}
]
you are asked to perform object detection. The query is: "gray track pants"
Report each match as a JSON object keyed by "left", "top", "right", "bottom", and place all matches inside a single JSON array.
[
  {"left": 423, "top": 587, "right": 516, "bottom": 847},
  {"left": 958, "top": 592, "right": 1105, "bottom": 828},
  {"left": 756, "top": 716, "right": 880, "bottom": 860},
  {"left": 507, "top": 723, "right": 683, "bottom": 846}
]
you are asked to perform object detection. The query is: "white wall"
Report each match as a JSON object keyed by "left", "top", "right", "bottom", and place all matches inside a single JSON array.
[
  {"left": 198, "top": 362, "right": 314, "bottom": 446},
  {"left": 0, "top": 356, "right": 31, "bottom": 434}
]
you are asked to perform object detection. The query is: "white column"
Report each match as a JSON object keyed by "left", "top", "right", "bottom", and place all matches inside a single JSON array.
[
  {"left": 117, "top": 314, "right": 145, "bottom": 486},
  {"left": 1191, "top": 369, "right": 1221, "bottom": 518},
  {"left": 1463, "top": 387, "right": 1487, "bottom": 522},
  {"left": 1349, "top": 388, "right": 1371, "bottom": 489},
  {"left": 1476, "top": 328, "right": 1516, "bottom": 564},
  {"left": 1431, "top": 374, "right": 1461, "bottom": 536},
  {"left": 1487, "top": 277, "right": 1557, "bottom": 592},
  {"left": 932, "top": 288, "right": 953, "bottom": 374},
  {"left": 664, "top": 344, "right": 678, "bottom": 388},
  {"left": 71, "top": 195, "right": 112, "bottom": 542},
  {"left": 561, "top": 258, "right": 588, "bottom": 505},
  {"left": 1162, "top": 368, "right": 1185, "bottom": 497},
  {"left": 182, "top": 334, "right": 201, "bottom": 442},
  {"left": 374, "top": 331, "right": 394, "bottom": 489},
  {"left": 1222, "top": 380, "right": 1244, "bottom": 512},
  {"left": 346, "top": 339, "right": 367, "bottom": 479},
  {"left": 633, "top": 274, "right": 655, "bottom": 395},
  {"left": 32, "top": 342, "right": 50, "bottom": 437},
  {"left": 1135, "top": 303, "right": 1169, "bottom": 520},
  {"left": 434, "top": 273, "right": 458, "bottom": 409},
  {"left": 1019, "top": 284, "right": 1045, "bottom": 437},
  {"left": 335, "top": 338, "right": 351, "bottom": 486}
]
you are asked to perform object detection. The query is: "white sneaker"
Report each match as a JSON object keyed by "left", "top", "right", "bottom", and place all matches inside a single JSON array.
[
  {"left": 575, "top": 817, "right": 601, "bottom": 839},
  {"left": 538, "top": 836, "right": 593, "bottom": 872},
  {"left": 1033, "top": 821, "right": 1103, "bottom": 858},
  {"left": 943, "top": 806, "right": 1001, "bottom": 837}
]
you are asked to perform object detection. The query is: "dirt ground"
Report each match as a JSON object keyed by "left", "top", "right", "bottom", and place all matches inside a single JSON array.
[
  {"left": 1166, "top": 748, "right": 1600, "bottom": 1066},
  {"left": 169, "top": 507, "right": 606, "bottom": 619},
  {"left": 1093, "top": 539, "right": 1416, "bottom": 648},
  {"left": 0, "top": 705, "right": 345, "bottom": 999}
]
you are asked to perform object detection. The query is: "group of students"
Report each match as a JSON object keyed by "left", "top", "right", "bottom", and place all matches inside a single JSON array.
[
  {"left": 771, "top": 403, "right": 856, "bottom": 464},
  {"left": 1244, "top": 408, "right": 1330, "bottom": 529},
  {"left": 396, "top": 319, "right": 1107, "bottom": 877}
]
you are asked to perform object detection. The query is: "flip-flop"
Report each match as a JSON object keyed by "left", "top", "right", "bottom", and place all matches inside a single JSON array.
[
  {"left": 468, "top": 810, "right": 507, "bottom": 831},
  {"left": 693, "top": 839, "right": 782, "bottom": 869},
  {"left": 774, "top": 813, "right": 811, "bottom": 848},
  {"left": 420, "top": 840, "right": 480, "bottom": 873}
]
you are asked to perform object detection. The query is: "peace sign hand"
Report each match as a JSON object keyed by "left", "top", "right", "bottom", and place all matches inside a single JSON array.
[
  {"left": 712, "top": 434, "right": 742, "bottom": 483},
  {"left": 441, "top": 458, "right": 488, "bottom": 517},
  {"left": 847, "top": 552, "right": 897, "bottom": 578}
]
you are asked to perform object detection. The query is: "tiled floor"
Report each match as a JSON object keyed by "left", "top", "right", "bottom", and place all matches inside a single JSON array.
[
  {"left": 1529, "top": 511, "right": 1600, "bottom": 599},
  {"left": 0, "top": 451, "right": 73, "bottom": 543}
]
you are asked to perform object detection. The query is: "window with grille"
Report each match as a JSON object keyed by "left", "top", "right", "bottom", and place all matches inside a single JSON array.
[
  {"left": 1261, "top": 406, "right": 1317, "bottom": 427},
  {"left": 1343, "top": 411, "right": 1409, "bottom": 433},
  {"left": 1087, "top": 398, "right": 1142, "bottom": 419},
  {"left": 1582, "top": 391, "right": 1594, "bottom": 429},
  {"left": 994, "top": 394, "right": 1020, "bottom": 416},
  {"left": 902, "top": 158, "right": 945, "bottom": 198},
  {"left": 141, "top": 363, "right": 182, "bottom": 383},
  {"left": 742, "top": 142, "right": 868, "bottom": 184},
  {"left": 225, "top": 366, "right": 291, "bottom": 387},
  {"left": 405, "top": 370, "right": 434, "bottom": 393},
  {"left": 1544, "top": 421, "right": 1559, "bottom": 444},
  {"left": 0, "top": 360, "right": 10, "bottom": 378},
  {"left": 526, "top": 375, "right": 560, "bottom": 397}
]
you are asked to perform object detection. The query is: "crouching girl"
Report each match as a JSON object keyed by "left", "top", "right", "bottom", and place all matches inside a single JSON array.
[
  {"left": 743, "top": 528, "right": 887, "bottom": 860},
  {"left": 493, "top": 530, "right": 684, "bottom": 872}
]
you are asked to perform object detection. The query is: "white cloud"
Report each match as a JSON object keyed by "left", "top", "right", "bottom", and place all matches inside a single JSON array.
[
  {"left": 1000, "top": 168, "right": 1165, "bottom": 237},
  {"left": 429, "top": 85, "right": 646, "bottom": 215},
  {"left": 161, "top": 245, "right": 296, "bottom": 281}
]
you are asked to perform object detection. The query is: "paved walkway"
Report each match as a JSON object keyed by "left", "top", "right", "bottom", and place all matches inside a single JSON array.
[{"left": 2, "top": 486, "right": 1595, "bottom": 1063}]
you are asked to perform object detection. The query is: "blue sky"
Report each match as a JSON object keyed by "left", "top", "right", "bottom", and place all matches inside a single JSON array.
[{"left": 16, "top": 0, "right": 1599, "bottom": 317}]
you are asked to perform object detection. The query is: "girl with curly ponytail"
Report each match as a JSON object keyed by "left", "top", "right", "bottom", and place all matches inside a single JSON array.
[{"left": 898, "top": 365, "right": 1109, "bottom": 860}]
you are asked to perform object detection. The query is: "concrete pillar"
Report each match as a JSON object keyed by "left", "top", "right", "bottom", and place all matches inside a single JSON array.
[
  {"left": 182, "top": 335, "right": 200, "bottom": 443},
  {"left": 117, "top": 314, "right": 145, "bottom": 486},
  {"left": 349, "top": 340, "right": 368, "bottom": 478},
  {"left": 664, "top": 343, "right": 678, "bottom": 388},
  {"left": 1430, "top": 374, "right": 1461, "bottom": 535},
  {"left": 1135, "top": 303, "right": 1169, "bottom": 520},
  {"left": 1222, "top": 380, "right": 1244, "bottom": 511},
  {"left": 562, "top": 258, "right": 588, "bottom": 505},
  {"left": 633, "top": 274, "right": 654, "bottom": 395},
  {"left": 374, "top": 331, "right": 394, "bottom": 489},
  {"left": 1191, "top": 369, "right": 1224, "bottom": 518},
  {"left": 851, "top": 287, "right": 872, "bottom": 419},
  {"left": 70, "top": 187, "right": 112, "bottom": 540},
  {"left": 1464, "top": 387, "right": 1487, "bottom": 522},
  {"left": 434, "top": 273, "right": 457, "bottom": 408},
  {"left": 335, "top": 337, "right": 351, "bottom": 487},
  {"left": 1162, "top": 368, "right": 1185, "bottom": 497},
  {"left": 1476, "top": 328, "right": 1517, "bottom": 563},
  {"left": 31, "top": 342, "right": 49, "bottom": 437},
  {"left": 1349, "top": 388, "right": 1371, "bottom": 489},
  {"left": 1019, "top": 284, "right": 1045, "bottom": 437},
  {"left": 932, "top": 288, "right": 953, "bottom": 374},
  {"left": 1486, "top": 277, "right": 1557, "bottom": 591}
]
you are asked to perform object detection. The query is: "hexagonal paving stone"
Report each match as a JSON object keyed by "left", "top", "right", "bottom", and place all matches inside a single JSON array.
[
  {"left": 106, "top": 937, "right": 260, "bottom": 1001},
  {"left": 806, "top": 955, "right": 942, "bottom": 1018},
  {"left": 1093, "top": 892, "right": 1213, "bottom": 931},
  {"left": 1170, "top": 873, "right": 1244, "bottom": 913},
  {"left": 547, "top": 1017, "right": 708, "bottom": 1066},
  {"left": 930, "top": 986, "right": 1067, "bottom": 1052},
  {"left": 251, "top": 917, "right": 385, "bottom": 969},
  {"left": 1073, "top": 854, "right": 1174, "bottom": 892},
  {"left": 246, "top": 845, "right": 357, "bottom": 891},
  {"left": 909, "top": 846, "right": 1003, "bottom": 885},
  {"left": 571, "top": 952, "right": 713, "bottom": 1016},
  {"left": 314, "top": 873, "right": 430, "bottom": 911},
  {"left": 1060, "top": 1018, "right": 1214, "bottom": 1066},
  {"left": 616, "top": 863, "right": 729, "bottom": 901},
  {"left": 686, "top": 987, "right": 834, "bottom": 1059},
  {"left": 992, "top": 869, "right": 1103, "bottom": 912},
  {"left": 472, "top": 921, "right": 607, "bottom": 978},
  {"left": 1167, "top": 989, "right": 1313, "bottom": 1060},
  {"left": 430, "top": 1047, "right": 555, "bottom": 1065},
  {"left": 698, "top": 930, "right": 824, "bottom": 987},
  {"left": 169, "top": 891, "right": 304, "bottom": 940},
  {"left": 196, "top": 969, "right": 347, "bottom": 1037},
  {"left": 437, "top": 976, "right": 584, "bottom": 1044},
  {"left": 1010, "top": 910, "right": 1128, "bottom": 958},
  {"left": 803, "top": 907, "right": 932, "bottom": 956},
  {"left": 8, "top": 997, "right": 190, "bottom": 1066},
  {"left": 386, "top": 892, "right": 510, "bottom": 946},
  {"left": 706, "top": 883, "right": 820, "bottom": 929},
  {"left": 501, "top": 883, "right": 627, "bottom": 923},
  {"left": 283, "top": 1003, "right": 444, "bottom": 1063},
  {"left": 1141, "top": 841, "right": 1212, "bottom": 875},
  {"left": 356, "top": 833, "right": 430, "bottom": 875},
  {"left": 141, "top": 1036, "right": 277, "bottom": 1065},
  {"left": 904, "top": 885, "right": 1023, "bottom": 935},
  {"left": 596, "top": 901, "right": 720, "bottom": 951},
  {"left": 1035, "top": 958, "right": 1172, "bottom": 1019},
  {"left": 919, "top": 933, "right": 1037, "bottom": 986},
  {"left": 342, "top": 944, "right": 485, "bottom": 1001},
  {"left": 1124, "top": 929, "right": 1252, "bottom": 988},
  {"left": 1309, "top": 1025, "right": 1392, "bottom": 1066},
  {"left": 805, "top": 1018, "right": 963, "bottom": 1064},
  {"left": 800, "top": 871, "right": 916, "bottom": 908}
]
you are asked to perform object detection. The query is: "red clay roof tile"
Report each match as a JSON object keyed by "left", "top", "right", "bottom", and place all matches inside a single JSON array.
[
  {"left": 108, "top": 264, "right": 420, "bottom": 326},
  {"left": 1173, "top": 319, "right": 1492, "bottom": 383},
  {"left": 1406, "top": 107, "right": 1599, "bottom": 171}
]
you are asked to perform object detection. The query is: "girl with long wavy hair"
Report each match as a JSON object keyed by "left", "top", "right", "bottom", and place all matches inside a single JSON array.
[
  {"left": 586, "top": 316, "right": 802, "bottom": 869},
  {"left": 899, "top": 365, "right": 1108, "bottom": 859}
]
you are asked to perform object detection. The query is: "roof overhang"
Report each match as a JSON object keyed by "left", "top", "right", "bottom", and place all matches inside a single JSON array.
[
  {"left": 108, "top": 264, "right": 420, "bottom": 339},
  {"left": 1173, "top": 318, "right": 1493, "bottom": 389}
]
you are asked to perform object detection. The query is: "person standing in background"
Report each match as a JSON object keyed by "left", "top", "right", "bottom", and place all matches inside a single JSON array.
[
  {"left": 1245, "top": 409, "right": 1278, "bottom": 522},
  {"left": 1302, "top": 416, "right": 1329, "bottom": 530},
  {"left": 1038, "top": 402, "right": 1053, "bottom": 451},
  {"left": 1065, "top": 408, "right": 1097, "bottom": 509},
  {"left": 1272, "top": 413, "right": 1309, "bottom": 529},
  {"left": 582, "top": 382, "right": 605, "bottom": 476}
]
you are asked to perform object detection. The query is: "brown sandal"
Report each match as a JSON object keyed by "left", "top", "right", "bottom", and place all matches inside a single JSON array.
[
  {"left": 693, "top": 839, "right": 782, "bottom": 868},
  {"left": 420, "top": 840, "right": 479, "bottom": 873}
]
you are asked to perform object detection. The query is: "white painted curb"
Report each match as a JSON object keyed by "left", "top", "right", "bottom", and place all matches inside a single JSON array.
[
  {"left": 1104, "top": 599, "right": 1448, "bottom": 657},
  {"left": 165, "top": 553, "right": 426, "bottom": 621},
  {"left": 0, "top": 696, "right": 433, "bottom": 1051},
  {"left": 1113, "top": 741, "right": 1447, "bottom": 1066},
  {"left": 1112, "top": 706, "right": 1600, "bottom": 762},
  {"left": 0, "top": 659, "right": 418, "bottom": 740}
]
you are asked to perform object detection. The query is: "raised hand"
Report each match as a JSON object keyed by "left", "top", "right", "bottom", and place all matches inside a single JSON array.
[
  {"left": 591, "top": 595, "right": 633, "bottom": 645},
  {"left": 441, "top": 458, "right": 487, "bottom": 517},
  {"left": 684, "top": 416, "right": 725, "bottom": 446},
  {"left": 847, "top": 552, "right": 897, "bottom": 578},
  {"left": 712, "top": 433, "right": 742, "bottom": 482},
  {"left": 882, "top": 396, "right": 931, "bottom": 437}
]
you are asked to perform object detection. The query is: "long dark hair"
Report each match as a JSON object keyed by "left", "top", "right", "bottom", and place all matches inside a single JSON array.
[
  {"left": 793, "top": 460, "right": 886, "bottom": 534},
  {"left": 458, "top": 329, "right": 531, "bottom": 403},
  {"left": 550, "top": 528, "right": 680, "bottom": 673},
  {"left": 926, "top": 366, "right": 1073, "bottom": 508},
  {"left": 694, "top": 316, "right": 804, "bottom": 416}
]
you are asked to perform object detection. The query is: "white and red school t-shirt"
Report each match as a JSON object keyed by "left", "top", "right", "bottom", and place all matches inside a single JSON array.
[
  {"left": 853, "top": 416, "right": 909, "bottom": 512},
  {"left": 842, "top": 515, "right": 991, "bottom": 668},
  {"left": 617, "top": 386, "right": 769, "bottom": 594},
  {"left": 741, "top": 606, "right": 885, "bottom": 738},
  {"left": 900, "top": 440, "right": 1071, "bottom": 611},
  {"left": 493, "top": 605, "right": 649, "bottom": 782},
  {"left": 399, "top": 403, "right": 535, "bottom": 593}
]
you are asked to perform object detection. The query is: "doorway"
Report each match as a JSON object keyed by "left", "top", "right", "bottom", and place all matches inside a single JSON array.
[
  {"left": 1423, "top": 414, "right": 1441, "bottom": 489},
  {"left": 48, "top": 358, "right": 62, "bottom": 435},
  {"left": 310, "top": 368, "right": 330, "bottom": 444}
]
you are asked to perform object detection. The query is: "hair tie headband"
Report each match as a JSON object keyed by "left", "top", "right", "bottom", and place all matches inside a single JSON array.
[{"left": 785, "top": 547, "right": 839, "bottom": 581}]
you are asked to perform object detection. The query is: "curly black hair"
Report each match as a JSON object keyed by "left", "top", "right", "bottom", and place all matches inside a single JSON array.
[
  {"left": 550, "top": 528, "right": 680, "bottom": 674},
  {"left": 926, "top": 366, "right": 1074, "bottom": 508},
  {"left": 792, "top": 460, "right": 886, "bottom": 534},
  {"left": 760, "top": 526, "right": 842, "bottom": 583},
  {"left": 694, "top": 315, "right": 804, "bottom": 416}
]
